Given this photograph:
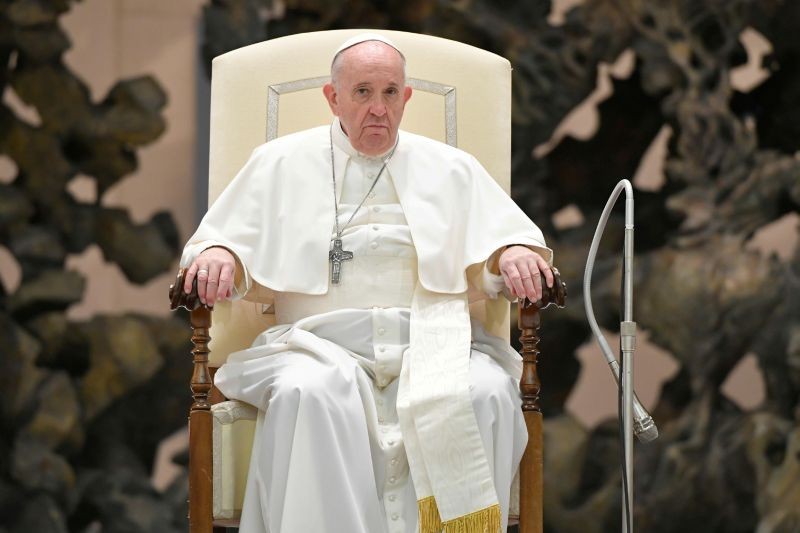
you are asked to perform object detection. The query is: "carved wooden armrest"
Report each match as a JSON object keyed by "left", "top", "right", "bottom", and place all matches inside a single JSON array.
[
  {"left": 168, "top": 267, "right": 216, "bottom": 408},
  {"left": 169, "top": 268, "right": 203, "bottom": 311},
  {"left": 519, "top": 266, "right": 566, "bottom": 409},
  {"left": 169, "top": 267, "right": 215, "bottom": 406}
]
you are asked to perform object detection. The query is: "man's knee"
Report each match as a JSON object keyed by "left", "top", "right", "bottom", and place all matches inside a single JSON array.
[
  {"left": 469, "top": 350, "right": 520, "bottom": 414},
  {"left": 270, "top": 356, "right": 355, "bottom": 409}
]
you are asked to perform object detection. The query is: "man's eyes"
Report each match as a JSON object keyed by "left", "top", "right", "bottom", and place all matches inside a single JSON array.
[{"left": 353, "top": 87, "right": 399, "bottom": 97}]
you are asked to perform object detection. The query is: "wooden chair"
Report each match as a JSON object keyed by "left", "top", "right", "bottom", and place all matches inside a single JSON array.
[{"left": 168, "top": 29, "right": 567, "bottom": 533}]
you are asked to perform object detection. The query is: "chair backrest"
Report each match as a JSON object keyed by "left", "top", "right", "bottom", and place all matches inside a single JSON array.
[{"left": 207, "top": 29, "right": 512, "bottom": 366}]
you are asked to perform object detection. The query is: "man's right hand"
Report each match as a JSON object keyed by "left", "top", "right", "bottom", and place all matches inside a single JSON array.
[{"left": 184, "top": 247, "right": 236, "bottom": 307}]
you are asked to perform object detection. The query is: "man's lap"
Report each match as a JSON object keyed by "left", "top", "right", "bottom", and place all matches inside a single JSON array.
[{"left": 223, "top": 344, "right": 520, "bottom": 412}]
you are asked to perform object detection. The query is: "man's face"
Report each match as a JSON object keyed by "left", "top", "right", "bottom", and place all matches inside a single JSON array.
[{"left": 323, "top": 42, "right": 412, "bottom": 156}]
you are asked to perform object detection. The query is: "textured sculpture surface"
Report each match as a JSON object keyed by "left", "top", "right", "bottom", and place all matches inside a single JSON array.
[{"left": 0, "top": 1, "right": 190, "bottom": 531}]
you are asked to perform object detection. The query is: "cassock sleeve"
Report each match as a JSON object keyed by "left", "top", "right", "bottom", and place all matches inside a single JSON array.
[
  {"left": 458, "top": 153, "right": 553, "bottom": 280},
  {"left": 402, "top": 141, "right": 554, "bottom": 294},
  {"left": 462, "top": 156, "right": 554, "bottom": 302}
]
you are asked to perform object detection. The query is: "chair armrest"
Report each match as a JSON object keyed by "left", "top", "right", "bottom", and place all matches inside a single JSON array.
[
  {"left": 518, "top": 265, "right": 566, "bottom": 412},
  {"left": 169, "top": 267, "right": 205, "bottom": 311},
  {"left": 521, "top": 266, "right": 567, "bottom": 317}
]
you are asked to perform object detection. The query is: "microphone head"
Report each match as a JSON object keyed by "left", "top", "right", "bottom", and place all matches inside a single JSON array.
[
  {"left": 634, "top": 417, "right": 658, "bottom": 442},
  {"left": 636, "top": 424, "right": 659, "bottom": 443}
]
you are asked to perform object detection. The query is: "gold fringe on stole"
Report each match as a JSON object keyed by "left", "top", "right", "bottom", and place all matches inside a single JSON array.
[
  {"left": 442, "top": 503, "right": 502, "bottom": 533},
  {"left": 418, "top": 498, "right": 501, "bottom": 533},
  {"left": 418, "top": 496, "right": 443, "bottom": 533}
]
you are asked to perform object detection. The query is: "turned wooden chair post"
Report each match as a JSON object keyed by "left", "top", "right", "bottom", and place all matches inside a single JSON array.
[
  {"left": 188, "top": 306, "right": 214, "bottom": 533},
  {"left": 170, "top": 270, "right": 225, "bottom": 533},
  {"left": 517, "top": 269, "right": 566, "bottom": 533}
]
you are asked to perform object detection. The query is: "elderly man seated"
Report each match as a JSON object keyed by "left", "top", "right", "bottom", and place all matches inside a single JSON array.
[{"left": 181, "top": 33, "right": 553, "bottom": 533}]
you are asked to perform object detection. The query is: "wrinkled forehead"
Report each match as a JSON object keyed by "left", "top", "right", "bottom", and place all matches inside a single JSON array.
[{"left": 338, "top": 44, "right": 405, "bottom": 77}]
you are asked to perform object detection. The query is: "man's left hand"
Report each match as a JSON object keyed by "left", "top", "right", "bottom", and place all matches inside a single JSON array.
[{"left": 498, "top": 246, "right": 553, "bottom": 302}]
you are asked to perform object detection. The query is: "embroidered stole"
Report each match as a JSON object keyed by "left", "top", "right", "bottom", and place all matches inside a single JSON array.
[{"left": 397, "top": 284, "right": 501, "bottom": 532}]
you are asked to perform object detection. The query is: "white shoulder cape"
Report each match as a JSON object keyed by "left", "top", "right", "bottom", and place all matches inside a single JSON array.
[{"left": 183, "top": 125, "right": 549, "bottom": 295}]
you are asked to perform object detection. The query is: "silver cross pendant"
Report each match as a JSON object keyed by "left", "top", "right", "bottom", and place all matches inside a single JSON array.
[{"left": 329, "top": 238, "right": 353, "bottom": 284}]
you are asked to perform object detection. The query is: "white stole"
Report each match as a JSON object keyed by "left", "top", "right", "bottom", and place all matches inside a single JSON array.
[{"left": 397, "top": 284, "right": 501, "bottom": 532}]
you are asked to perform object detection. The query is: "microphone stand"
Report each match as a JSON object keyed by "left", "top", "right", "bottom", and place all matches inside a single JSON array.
[
  {"left": 621, "top": 180, "right": 635, "bottom": 533},
  {"left": 583, "top": 179, "right": 638, "bottom": 533}
]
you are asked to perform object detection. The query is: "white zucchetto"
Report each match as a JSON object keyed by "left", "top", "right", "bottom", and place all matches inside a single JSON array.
[{"left": 333, "top": 32, "right": 404, "bottom": 61}]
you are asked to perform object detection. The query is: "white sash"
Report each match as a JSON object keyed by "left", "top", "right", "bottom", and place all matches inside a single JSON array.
[{"left": 397, "top": 284, "right": 501, "bottom": 532}]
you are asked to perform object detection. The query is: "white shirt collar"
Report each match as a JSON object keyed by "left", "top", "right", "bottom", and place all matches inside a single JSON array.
[{"left": 331, "top": 117, "right": 398, "bottom": 163}]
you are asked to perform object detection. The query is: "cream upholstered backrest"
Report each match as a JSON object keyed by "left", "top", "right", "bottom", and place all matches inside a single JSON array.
[{"left": 207, "top": 29, "right": 512, "bottom": 366}]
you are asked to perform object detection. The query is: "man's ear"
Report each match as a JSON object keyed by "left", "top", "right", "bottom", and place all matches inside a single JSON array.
[
  {"left": 403, "top": 85, "right": 412, "bottom": 103},
  {"left": 323, "top": 83, "right": 339, "bottom": 115}
]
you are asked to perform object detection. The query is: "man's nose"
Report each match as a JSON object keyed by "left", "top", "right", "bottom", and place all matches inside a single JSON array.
[{"left": 369, "top": 99, "right": 387, "bottom": 116}]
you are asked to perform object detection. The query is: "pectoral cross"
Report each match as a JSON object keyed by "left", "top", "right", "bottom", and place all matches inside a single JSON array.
[{"left": 329, "top": 238, "right": 353, "bottom": 284}]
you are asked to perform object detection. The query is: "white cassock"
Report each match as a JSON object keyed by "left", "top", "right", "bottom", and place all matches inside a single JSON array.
[{"left": 181, "top": 120, "right": 552, "bottom": 533}]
